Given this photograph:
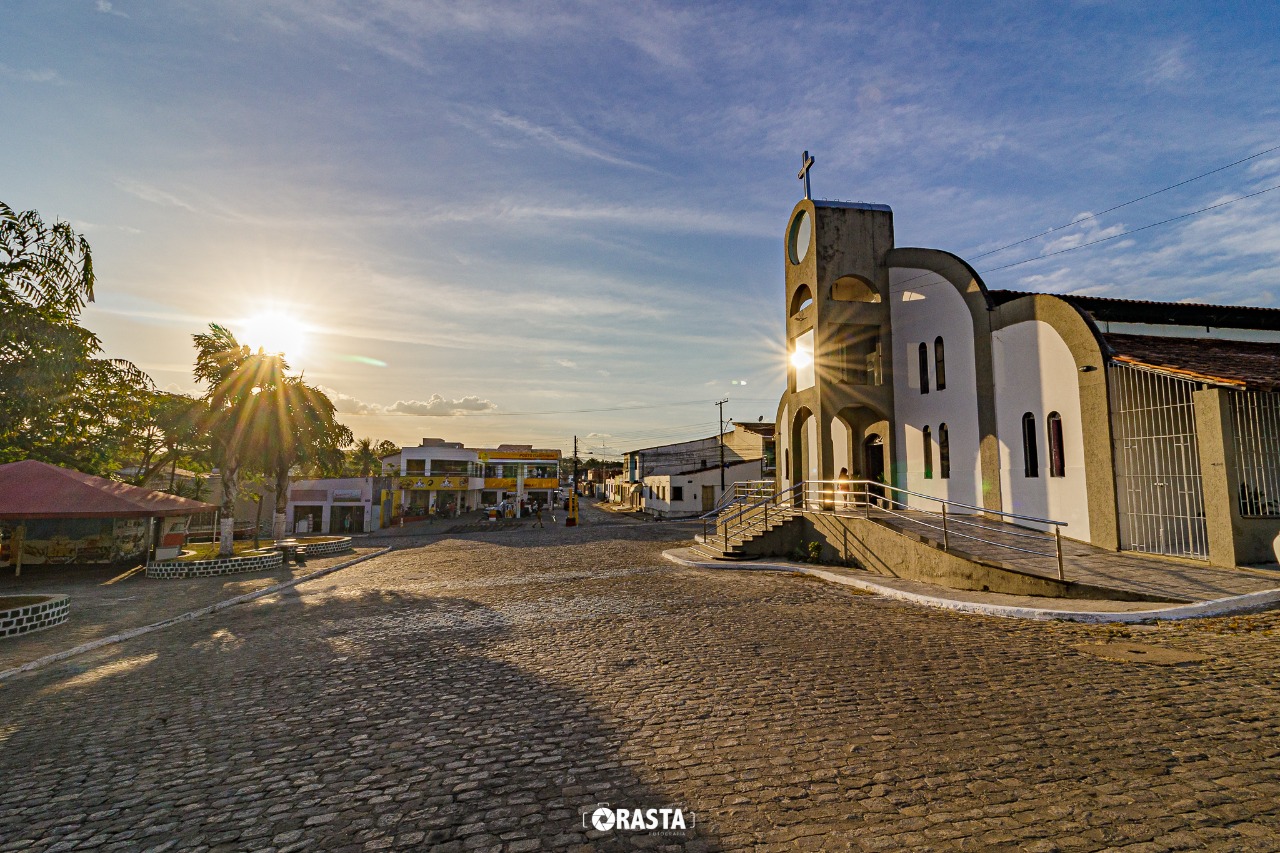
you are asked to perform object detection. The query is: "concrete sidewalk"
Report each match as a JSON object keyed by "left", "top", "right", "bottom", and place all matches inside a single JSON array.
[{"left": 664, "top": 547, "right": 1280, "bottom": 623}]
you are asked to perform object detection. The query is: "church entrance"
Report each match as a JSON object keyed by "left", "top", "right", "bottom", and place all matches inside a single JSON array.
[{"left": 864, "top": 434, "right": 885, "bottom": 504}]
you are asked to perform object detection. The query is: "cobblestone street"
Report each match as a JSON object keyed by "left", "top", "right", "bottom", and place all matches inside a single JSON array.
[{"left": 2, "top": 502, "right": 1280, "bottom": 851}]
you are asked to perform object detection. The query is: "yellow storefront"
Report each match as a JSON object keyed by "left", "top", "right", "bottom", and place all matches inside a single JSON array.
[
  {"left": 477, "top": 447, "right": 561, "bottom": 508},
  {"left": 395, "top": 475, "right": 479, "bottom": 518}
]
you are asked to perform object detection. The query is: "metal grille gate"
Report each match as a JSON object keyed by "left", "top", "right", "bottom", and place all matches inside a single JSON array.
[
  {"left": 1230, "top": 391, "right": 1280, "bottom": 517},
  {"left": 1109, "top": 364, "right": 1208, "bottom": 560}
]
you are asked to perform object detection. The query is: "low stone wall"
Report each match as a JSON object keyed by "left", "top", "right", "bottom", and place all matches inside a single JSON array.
[
  {"left": 147, "top": 551, "right": 283, "bottom": 580},
  {"left": 1, "top": 595, "right": 71, "bottom": 638},
  {"left": 299, "top": 537, "right": 354, "bottom": 557}
]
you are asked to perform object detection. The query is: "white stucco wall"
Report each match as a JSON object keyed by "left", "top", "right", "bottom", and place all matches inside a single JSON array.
[
  {"left": 888, "top": 268, "right": 983, "bottom": 509},
  {"left": 991, "top": 319, "right": 1091, "bottom": 540}
]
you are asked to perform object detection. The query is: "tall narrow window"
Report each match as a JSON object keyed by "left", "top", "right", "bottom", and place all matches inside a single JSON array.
[
  {"left": 934, "top": 336, "right": 946, "bottom": 391},
  {"left": 1022, "top": 412, "right": 1039, "bottom": 478},
  {"left": 918, "top": 342, "right": 929, "bottom": 394},
  {"left": 939, "top": 423, "right": 950, "bottom": 480},
  {"left": 1047, "top": 412, "right": 1065, "bottom": 477},
  {"left": 922, "top": 426, "right": 933, "bottom": 479}
]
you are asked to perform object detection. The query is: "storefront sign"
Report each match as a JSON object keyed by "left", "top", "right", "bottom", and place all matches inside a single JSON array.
[{"left": 398, "top": 476, "right": 473, "bottom": 491}]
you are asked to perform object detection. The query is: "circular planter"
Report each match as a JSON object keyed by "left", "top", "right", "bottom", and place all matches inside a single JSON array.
[
  {"left": 296, "top": 536, "right": 354, "bottom": 557},
  {"left": 147, "top": 550, "right": 284, "bottom": 579},
  {"left": 0, "top": 594, "right": 70, "bottom": 639}
]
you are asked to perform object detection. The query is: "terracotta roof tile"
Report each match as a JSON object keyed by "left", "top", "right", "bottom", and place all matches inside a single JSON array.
[{"left": 1103, "top": 333, "right": 1280, "bottom": 391}]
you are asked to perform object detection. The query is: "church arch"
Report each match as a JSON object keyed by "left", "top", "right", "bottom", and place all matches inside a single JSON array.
[
  {"left": 832, "top": 274, "right": 880, "bottom": 303},
  {"left": 789, "top": 284, "right": 814, "bottom": 317}
]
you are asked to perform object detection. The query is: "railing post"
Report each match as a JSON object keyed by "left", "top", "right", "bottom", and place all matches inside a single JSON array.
[
  {"left": 724, "top": 520, "right": 729, "bottom": 551},
  {"left": 942, "top": 503, "right": 949, "bottom": 551},
  {"left": 764, "top": 500, "right": 769, "bottom": 529},
  {"left": 864, "top": 485, "right": 870, "bottom": 518},
  {"left": 1055, "top": 526, "right": 1065, "bottom": 581}
]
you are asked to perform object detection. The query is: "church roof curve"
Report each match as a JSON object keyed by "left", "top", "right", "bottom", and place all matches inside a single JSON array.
[{"left": 989, "top": 290, "right": 1280, "bottom": 331}]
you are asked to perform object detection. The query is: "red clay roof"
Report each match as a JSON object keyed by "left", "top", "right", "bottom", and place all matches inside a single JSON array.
[
  {"left": 0, "top": 460, "right": 216, "bottom": 520},
  {"left": 1103, "top": 334, "right": 1280, "bottom": 392}
]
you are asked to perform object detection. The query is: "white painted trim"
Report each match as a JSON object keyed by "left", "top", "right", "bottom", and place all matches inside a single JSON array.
[{"left": 662, "top": 549, "right": 1280, "bottom": 623}]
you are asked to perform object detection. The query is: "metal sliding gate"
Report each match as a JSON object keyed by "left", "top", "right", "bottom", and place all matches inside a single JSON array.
[
  {"left": 1109, "top": 364, "right": 1208, "bottom": 560},
  {"left": 1231, "top": 391, "right": 1280, "bottom": 518}
]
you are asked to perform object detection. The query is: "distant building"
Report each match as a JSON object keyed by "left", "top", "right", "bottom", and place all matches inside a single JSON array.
[
  {"left": 380, "top": 438, "right": 561, "bottom": 518},
  {"left": 606, "top": 423, "right": 775, "bottom": 515},
  {"left": 286, "top": 476, "right": 391, "bottom": 535},
  {"left": 775, "top": 197, "right": 1280, "bottom": 567}
]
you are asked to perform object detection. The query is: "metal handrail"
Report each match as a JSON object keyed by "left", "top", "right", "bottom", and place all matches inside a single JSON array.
[
  {"left": 803, "top": 479, "right": 1065, "bottom": 527},
  {"left": 805, "top": 479, "right": 1069, "bottom": 581},
  {"left": 702, "top": 482, "right": 802, "bottom": 549}
]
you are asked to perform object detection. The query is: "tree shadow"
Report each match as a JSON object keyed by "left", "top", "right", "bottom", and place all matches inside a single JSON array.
[{"left": 0, "top": 588, "right": 720, "bottom": 851}]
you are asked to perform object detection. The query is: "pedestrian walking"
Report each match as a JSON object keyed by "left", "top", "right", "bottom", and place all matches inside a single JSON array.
[{"left": 534, "top": 501, "right": 544, "bottom": 528}]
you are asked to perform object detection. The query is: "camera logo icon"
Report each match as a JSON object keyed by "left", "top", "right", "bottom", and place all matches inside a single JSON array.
[{"left": 587, "top": 803, "right": 615, "bottom": 831}]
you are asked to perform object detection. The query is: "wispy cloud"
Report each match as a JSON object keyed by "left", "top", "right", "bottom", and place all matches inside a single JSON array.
[
  {"left": 96, "top": 1, "right": 129, "bottom": 18},
  {"left": 484, "top": 110, "right": 657, "bottom": 172},
  {"left": 0, "top": 62, "right": 64, "bottom": 85}
]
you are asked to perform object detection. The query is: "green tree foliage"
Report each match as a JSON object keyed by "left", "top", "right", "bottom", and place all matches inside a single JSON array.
[
  {"left": 0, "top": 200, "right": 156, "bottom": 475},
  {"left": 346, "top": 437, "right": 401, "bottom": 476},
  {"left": 192, "top": 323, "right": 353, "bottom": 549}
]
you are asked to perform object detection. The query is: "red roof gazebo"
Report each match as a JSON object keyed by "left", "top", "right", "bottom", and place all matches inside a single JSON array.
[
  {"left": 0, "top": 460, "right": 215, "bottom": 573},
  {"left": 0, "top": 460, "right": 214, "bottom": 519}
]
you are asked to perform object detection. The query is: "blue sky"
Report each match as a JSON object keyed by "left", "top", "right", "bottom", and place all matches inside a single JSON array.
[{"left": 4, "top": 1, "right": 1279, "bottom": 458}]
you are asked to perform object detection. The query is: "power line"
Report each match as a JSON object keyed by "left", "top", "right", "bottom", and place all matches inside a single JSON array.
[
  {"left": 979, "top": 180, "right": 1280, "bottom": 274},
  {"left": 970, "top": 143, "right": 1280, "bottom": 262}
]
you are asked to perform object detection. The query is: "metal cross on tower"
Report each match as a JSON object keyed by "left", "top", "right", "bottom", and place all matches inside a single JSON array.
[{"left": 798, "top": 150, "right": 815, "bottom": 199}]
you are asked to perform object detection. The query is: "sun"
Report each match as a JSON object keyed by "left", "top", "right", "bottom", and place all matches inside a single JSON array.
[{"left": 238, "top": 310, "right": 309, "bottom": 359}]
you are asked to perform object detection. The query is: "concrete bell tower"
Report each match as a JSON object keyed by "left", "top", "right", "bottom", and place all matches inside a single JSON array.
[{"left": 776, "top": 197, "right": 897, "bottom": 494}]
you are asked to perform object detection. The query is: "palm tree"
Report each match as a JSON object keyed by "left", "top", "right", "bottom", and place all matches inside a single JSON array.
[
  {"left": 244, "top": 376, "right": 352, "bottom": 540},
  {"left": 350, "top": 437, "right": 380, "bottom": 477},
  {"left": 192, "top": 324, "right": 281, "bottom": 556}
]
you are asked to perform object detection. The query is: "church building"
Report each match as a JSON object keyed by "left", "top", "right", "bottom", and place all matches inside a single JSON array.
[{"left": 775, "top": 196, "right": 1280, "bottom": 568}]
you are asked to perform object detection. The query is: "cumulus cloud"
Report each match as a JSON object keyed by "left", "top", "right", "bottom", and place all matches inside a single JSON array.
[
  {"left": 96, "top": 1, "right": 129, "bottom": 17},
  {"left": 388, "top": 395, "right": 498, "bottom": 416},
  {"left": 318, "top": 387, "right": 498, "bottom": 417}
]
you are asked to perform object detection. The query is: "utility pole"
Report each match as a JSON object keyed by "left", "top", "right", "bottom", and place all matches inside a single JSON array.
[
  {"left": 716, "top": 398, "right": 729, "bottom": 492},
  {"left": 572, "top": 435, "right": 579, "bottom": 493}
]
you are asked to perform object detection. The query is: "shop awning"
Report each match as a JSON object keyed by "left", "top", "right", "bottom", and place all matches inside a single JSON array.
[{"left": 0, "top": 460, "right": 216, "bottom": 520}]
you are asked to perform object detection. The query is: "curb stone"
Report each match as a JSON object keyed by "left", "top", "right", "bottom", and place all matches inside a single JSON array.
[
  {"left": 662, "top": 548, "right": 1280, "bottom": 623},
  {"left": 0, "top": 546, "right": 392, "bottom": 682}
]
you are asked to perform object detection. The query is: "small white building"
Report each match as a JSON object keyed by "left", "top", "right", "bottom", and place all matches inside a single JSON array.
[
  {"left": 286, "top": 476, "right": 387, "bottom": 534},
  {"left": 607, "top": 423, "right": 775, "bottom": 515}
]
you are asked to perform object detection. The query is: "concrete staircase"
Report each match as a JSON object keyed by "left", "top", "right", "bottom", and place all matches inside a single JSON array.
[{"left": 691, "top": 503, "right": 804, "bottom": 561}]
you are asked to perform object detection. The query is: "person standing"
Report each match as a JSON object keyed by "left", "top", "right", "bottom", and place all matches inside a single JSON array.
[
  {"left": 836, "top": 467, "right": 852, "bottom": 510},
  {"left": 534, "top": 501, "right": 544, "bottom": 528}
]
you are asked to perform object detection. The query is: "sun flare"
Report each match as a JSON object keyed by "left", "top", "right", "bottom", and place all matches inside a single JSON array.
[{"left": 238, "top": 310, "right": 309, "bottom": 359}]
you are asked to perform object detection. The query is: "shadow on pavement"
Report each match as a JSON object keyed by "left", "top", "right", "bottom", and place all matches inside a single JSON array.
[{"left": 0, "top": 587, "right": 718, "bottom": 851}]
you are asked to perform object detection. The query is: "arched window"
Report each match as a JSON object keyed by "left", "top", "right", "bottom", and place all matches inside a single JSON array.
[
  {"left": 922, "top": 425, "right": 933, "bottom": 479},
  {"left": 1047, "top": 412, "right": 1065, "bottom": 477},
  {"left": 1022, "top": 412, "right": 1039, "bottom": 478},
  {"left": 918, "top": 342, "right": 929, "bottom": 394},
  {"left": 939, "top": 423, "right": 950, "bottom": 480},
  {"left": 934, "top": 336, "right": 946, "bottom": 391},
  {"left": 789, "top": 284, "right": 814, "bottom": 317}
]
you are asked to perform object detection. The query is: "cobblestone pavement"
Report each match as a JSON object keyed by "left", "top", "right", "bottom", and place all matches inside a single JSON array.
[
  {"left": 2, "top": 500, "right": 1280, "bottom": 851},
  {"left": 0, "top": 547, "right": 378, "bottom": 672}
]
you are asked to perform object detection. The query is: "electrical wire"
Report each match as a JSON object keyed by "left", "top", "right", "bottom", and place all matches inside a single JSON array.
[
  {"left": 969, "top": 143, "right": 1280, "bottom": 262},
  {"left": 979, "top": 180, "right": 1280, "bottom": 274}
]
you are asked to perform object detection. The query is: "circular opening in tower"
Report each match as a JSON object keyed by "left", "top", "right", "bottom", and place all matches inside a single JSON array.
[{"left": 788, "top": 210, "right": 811, "bottom": 265}]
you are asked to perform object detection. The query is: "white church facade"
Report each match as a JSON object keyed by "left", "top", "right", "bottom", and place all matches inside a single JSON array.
[{"left": 775, "top": 197, "right": 1280, "bottom": 568}]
